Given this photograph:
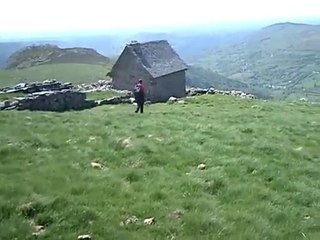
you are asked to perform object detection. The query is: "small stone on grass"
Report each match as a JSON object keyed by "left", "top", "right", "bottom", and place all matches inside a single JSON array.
[
  {"left": 144, "top": 217, "right": 156, "bottom": 225},
  {"left": 87, "top": 136, "right": 96, "bottom": 143},
  {"left": 197, "top": 163, "right": 206, "bottom": 170},
  {"left": 304, "top": 214, "right": 311, "bottom": 220},
  {"left": 32, "top": 225, "right": 45, "bottom": 236},
  {"left": 120, "top": 216, "right": 139, "bottom": 226},
  {"left": 119, "top": 137, "right": 133, "bottom": 148},
  {"left": 78, "top": 234, "right": 92, "bottom": 240},
  {"left": 90, "top": 161, "right": 104, "bottom": 170}
]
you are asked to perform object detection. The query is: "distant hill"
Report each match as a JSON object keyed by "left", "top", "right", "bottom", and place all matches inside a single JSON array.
[
  {"left": 186, "top": 65, "right": 248, "bottom": 89},
  {"left": 186, "top": 65, "right": 272, "bottom": 99},
  {"left": 198, "top": 22, "right": 320, "bottom": 101},
  {"left": 0, "top": 40, "right": 68, "bottom": 69},
  {"left": 0, "top": 44, "right": 112, "bottom": 87},
  {"left": 0, "top": 63, "right": 111, "bottom": 88},
  {"left": 6, "top": 44, "right": 110, "bottom": 69}
]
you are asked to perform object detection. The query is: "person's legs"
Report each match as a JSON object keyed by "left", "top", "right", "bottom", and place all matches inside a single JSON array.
[
  {"left": 135, "top": 100, "right": 141, "bottom": 113},
  {"left": 135, "top": 101, "right": 139, "bottom": 113},
  {"left": 140, "top": 102, "right": 144, "bottom": 113}
]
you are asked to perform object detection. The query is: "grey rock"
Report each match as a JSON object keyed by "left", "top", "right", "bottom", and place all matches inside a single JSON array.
[
  {"left": 0, "top": 102, "right": 5, "bottom": 110},
  {"left": 10, "top": 101, "right": 19, "bottom": 107},
  {"left": 6, "top": 89, "right": 20, "bottom": 93},
  {"left": 3, "top": 100, "right": 11, "bottom": 108},
  {"left": 15, "top": 83, "right": 28, "bottom": 88},
  {"left": 3, "top": 106, "right": 17, "bottom": 111},
  {"left": 78, "top": 235, "right": 91, "bottom": 240},
  {"left": 1, "top": 100, "right": 18, "bottom": 110},
  {"left": 167, "top": 96, "right": 178, "bottom": 104}
]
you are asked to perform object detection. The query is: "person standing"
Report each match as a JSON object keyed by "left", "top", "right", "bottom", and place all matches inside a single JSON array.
[{"left": 133, "top": 79, "right": 146, "bottom": 113}]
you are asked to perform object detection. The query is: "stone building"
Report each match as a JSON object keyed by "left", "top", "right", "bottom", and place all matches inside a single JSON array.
[{"left": 108, "top": 40, "right": 188, "bottom": 102}]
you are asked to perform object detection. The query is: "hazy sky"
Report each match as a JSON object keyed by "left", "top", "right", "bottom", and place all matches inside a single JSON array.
[{"left": 1, "top": 0, "right": 319, "bottom": 34}]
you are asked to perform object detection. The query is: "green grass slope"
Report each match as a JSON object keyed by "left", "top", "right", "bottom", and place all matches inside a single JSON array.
[
  {"left": 1, "top": 95, "right": 319, "bottom": 239},
  {"left": 199, "top": 22, "right": 320, "bottom": 101},
  {"left": 0, "top": 63, "right": 111, "bottom": 87}
]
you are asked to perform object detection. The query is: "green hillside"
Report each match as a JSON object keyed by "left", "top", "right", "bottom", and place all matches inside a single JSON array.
[
  {"left": 186, "top": 66, "right": 274, "bottom": 99},
  {"left": 199, "top": 22, "right": 320, "bottom": 101},
  {"left": 6, "top": 44, "right": 110, "bottom": 70},
  {"left": 0, "top": 63, "right": 111, "bottom": 88},
  {"left": 0, "top": 44, "right": 114, "bottom": 88},
  {"left": 186, "top": 65, "right": 248, "bottom": 90},
  {"left": 0, "top": 95, "right": 319, "bottom": 239}
]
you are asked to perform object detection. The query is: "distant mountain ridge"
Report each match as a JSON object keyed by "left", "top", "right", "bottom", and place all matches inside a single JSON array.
[
  {"left": 0, "top": 30, "right": 250, "bottom": 68},
  {"left": 199, "top": 22, "right": 320, "bottom": 101},
  {"left": 262, "top": 22, "right": 320, "bottom": 30},
  {"left": 6, "top": 44, "right": 110, "bottom": 69}
]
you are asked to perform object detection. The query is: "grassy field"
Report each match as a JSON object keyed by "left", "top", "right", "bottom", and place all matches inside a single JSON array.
[
  {"left": 0, "top": 95, "right": 319, "bottom": 239},
  {"left": 0, "top": 63, "right": 111, "bottom": 88}
]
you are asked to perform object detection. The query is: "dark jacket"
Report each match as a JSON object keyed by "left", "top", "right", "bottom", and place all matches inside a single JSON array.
[{"left": 134, "top": 83, "right": 146, "bottom": 102}]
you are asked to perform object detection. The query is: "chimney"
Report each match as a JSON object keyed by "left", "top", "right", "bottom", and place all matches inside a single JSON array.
[{"left": 128, "top": 41, "right": 142, "bottom": 55}]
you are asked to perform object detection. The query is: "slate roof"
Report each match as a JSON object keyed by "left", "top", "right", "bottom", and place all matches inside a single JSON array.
[{"left": 126, "top": 40, "right": 188, "bottom": 78}]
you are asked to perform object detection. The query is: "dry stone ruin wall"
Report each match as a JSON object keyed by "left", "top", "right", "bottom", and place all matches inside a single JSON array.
[
  {"left": 0, "top": 79, "right": 257, "bottom": 112},
  {"left": 16, "top": 90, "right": 96, "bottom": 111}
]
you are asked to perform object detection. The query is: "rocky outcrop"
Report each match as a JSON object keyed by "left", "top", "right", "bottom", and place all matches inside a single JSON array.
[{"left": 1, "top": 90, "right": 96, "bottom": 111}]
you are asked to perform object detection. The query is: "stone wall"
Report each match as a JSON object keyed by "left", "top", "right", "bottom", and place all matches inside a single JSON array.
[
  {"left": 186, "top": 87, "right": 256, "bottom": 99},
  {"left": 74, "top": 80, "right": 113, "bottom": 92},
  {"left": 1, "top": 90, "right": 96, "bottom": 111}
]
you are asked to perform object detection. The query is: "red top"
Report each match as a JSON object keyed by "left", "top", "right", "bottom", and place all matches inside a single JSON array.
[{"left": 136, "top": 82, "right": 146, "bottom": 97}]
